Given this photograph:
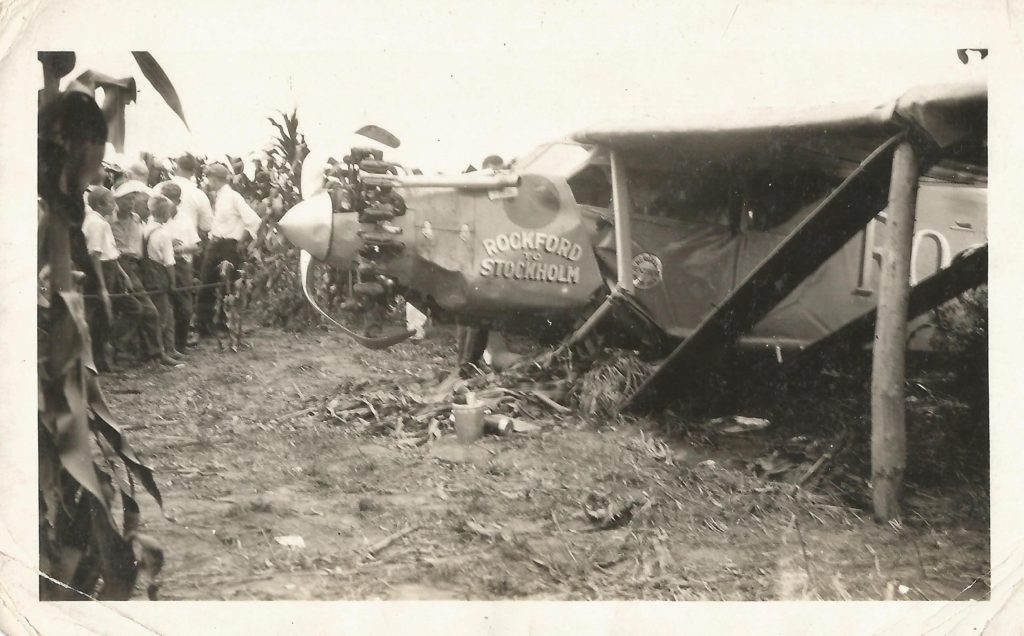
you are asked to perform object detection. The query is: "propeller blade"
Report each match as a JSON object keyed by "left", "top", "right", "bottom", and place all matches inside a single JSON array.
[
  {"left": 299, "top": 148, "right": 332, "bottom": 200},
  {"left": 299, "top": 250, "right": 414, "bottom": 350},
  {"left": 355, "top": 125, "right": 400, "bottom": 149}
]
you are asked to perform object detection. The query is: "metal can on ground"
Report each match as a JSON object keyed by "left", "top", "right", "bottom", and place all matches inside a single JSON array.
[
  {"left": 484, "top": 414, "right": 513, "bottom": 436},
  {"left": 452, "top": 402, "right": 485, "bottom": 443}
]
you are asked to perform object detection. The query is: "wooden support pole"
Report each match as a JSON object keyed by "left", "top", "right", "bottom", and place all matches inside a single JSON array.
[{"left": 871, "top": 139, "right": 920, "bottom": 522}]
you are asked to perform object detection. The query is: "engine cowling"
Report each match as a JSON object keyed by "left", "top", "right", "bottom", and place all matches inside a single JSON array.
[{"left": 277, "top": 151, "right": 605, "bottom": 340}]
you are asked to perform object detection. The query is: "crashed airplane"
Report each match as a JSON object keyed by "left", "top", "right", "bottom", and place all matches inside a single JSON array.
[{"left": 278, "top": 82, "right": 987, "bottom": 409}]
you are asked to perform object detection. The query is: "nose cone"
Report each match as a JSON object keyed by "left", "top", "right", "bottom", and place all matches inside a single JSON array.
[{"left": 278, "top": 192, "right": 332, "bottom": 260}]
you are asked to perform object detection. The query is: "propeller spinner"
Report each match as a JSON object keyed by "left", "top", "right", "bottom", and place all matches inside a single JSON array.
[{"left": 277, "top": 189, "right": 332, "bottom": 260}]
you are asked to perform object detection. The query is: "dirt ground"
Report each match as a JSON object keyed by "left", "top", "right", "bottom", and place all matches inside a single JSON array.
[{"left": 102, "top": 326, "right": 989, "bottom": 601}]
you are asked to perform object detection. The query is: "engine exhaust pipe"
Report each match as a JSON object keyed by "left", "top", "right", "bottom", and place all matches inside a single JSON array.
[{"left": 359, "top": 171, "right": 521, "bottom": 190}]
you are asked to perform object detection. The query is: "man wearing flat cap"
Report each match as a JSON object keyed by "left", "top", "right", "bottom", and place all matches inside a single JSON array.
[{"left": 195, "top": 163, "right": 263, "bottom": 337}]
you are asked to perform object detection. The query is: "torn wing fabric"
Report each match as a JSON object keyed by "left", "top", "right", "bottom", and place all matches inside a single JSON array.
[{"left": 572, "top": 82, "right": 986, "bottom": 168}]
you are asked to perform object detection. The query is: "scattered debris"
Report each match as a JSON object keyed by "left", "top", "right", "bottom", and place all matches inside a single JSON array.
[
  {"left": 632, "top": 430, "right": 674, "bottom": 464},
  {"left": 511, "top": 419, "right": 542, "bottom": 434},
  {"left": 274, "top": 535, "right": 306, "bottom": 549},
  {"left": 461, "top": 520, "right": 511, "bottom": 542},
  {"left": 571, "top": 351, "right": 652, "bottom": 420},
  {"left": 531, "top": 390, "right": 571, "bottom": 414},
  {"left": 797, "top": 452, "right": 833, "bottom": 486},
  {"left": 320, "top": 361, "right": 570, "bottom": 445},
  {"left": 367, "top": 524, "right": 421, "bottom": 558},
  {"left": 484, "top": 414, "right": 513, "bottom": 436},
  {"left": 583, "top": 493, "right": 649, "bottom": 530},
  {"left": 711, "top": 415, "right": 771, "bottom": 434},
  {"left": 755, "top": 453, "right": 797, "bottom": 479},
  {"left": 270, "top": 406, "right": 317, "bottom": 426},
  {"left": 652, "top": 530, "right": 675, "bottom": 575}
]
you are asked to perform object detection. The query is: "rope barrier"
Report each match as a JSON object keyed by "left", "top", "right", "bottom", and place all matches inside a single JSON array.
[{"left": 80, "top": 280, "right": 232, "bottom": 300}]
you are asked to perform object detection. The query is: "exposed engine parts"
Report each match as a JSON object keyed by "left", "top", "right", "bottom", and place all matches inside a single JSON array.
[{"left": 322, "top": 147, "right": 409, "bottom": 337}]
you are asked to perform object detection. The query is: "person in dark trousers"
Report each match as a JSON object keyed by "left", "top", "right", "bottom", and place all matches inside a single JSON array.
[
  {"left": 195, "top": 163, "right": 262, "bottom": 337},
  {"left": 142, "top": 195, "right": 185, "bottom": 363},
  {"left": 110, "top": 180, "right": 179, "bottom": 366},
  {"left": 157, "top": 181, "right": 201, "bottom": 351},
  {"left": 81, "top": 187, "right": 136, "bottom": 372}
]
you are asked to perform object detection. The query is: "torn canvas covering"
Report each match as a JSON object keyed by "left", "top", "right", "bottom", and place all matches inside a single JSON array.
[
  {"left": 574, "top": 83, "right": 987, "bottom": 349},
  {"left": 570, "top": 84, "right": 987, "bottom": 409},
  {"left": 572, "top": 82, "right": 986, "bottom": 169}
]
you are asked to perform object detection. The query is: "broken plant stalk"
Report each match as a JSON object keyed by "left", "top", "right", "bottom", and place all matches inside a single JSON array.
[{"left": 367, "top": 523, "right": 421, "bottom": 558}]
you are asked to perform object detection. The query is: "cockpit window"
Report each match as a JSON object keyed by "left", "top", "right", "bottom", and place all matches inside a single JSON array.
[
  {"left": 627, "top": 165, "right": 738, "bottom": 227},
  {"left": 515, "top": 142, "right": 592, "bottom": 177},
  {"left": 625, "top": 162, "right": 838, "bottom": 232},
  {"left": 515, "top": 142, "right": 612, "bottom": 208},
  {"left": 567, "top": 164, "right": 612, "bottom": 208}
]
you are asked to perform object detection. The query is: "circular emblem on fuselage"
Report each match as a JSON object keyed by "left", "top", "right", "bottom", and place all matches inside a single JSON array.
[{"left": 632, "top": 253, "right": 663, "bottom": 290}]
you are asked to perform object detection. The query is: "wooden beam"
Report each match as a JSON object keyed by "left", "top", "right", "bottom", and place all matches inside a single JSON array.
[{"left": 871, "top": 139, "right": 921, "bottom": 522}]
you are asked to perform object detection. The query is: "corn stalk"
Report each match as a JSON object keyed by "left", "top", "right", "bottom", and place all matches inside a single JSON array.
[{"left": 38, "top": 65, "right": 163, "bottom": 600}]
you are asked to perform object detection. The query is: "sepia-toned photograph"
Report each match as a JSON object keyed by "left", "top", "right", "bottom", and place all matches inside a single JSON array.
[{"left": 4, "top": 0, "right": 1021, "bottom": 632}]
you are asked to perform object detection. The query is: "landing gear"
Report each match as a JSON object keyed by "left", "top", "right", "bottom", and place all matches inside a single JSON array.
[{"left": 456, "top": 326, "right": 489, "bottom": 371}]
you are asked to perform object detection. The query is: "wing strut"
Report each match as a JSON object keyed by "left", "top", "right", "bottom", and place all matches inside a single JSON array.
[{"left": 625, "top": 133, "right": 905, "bottom": 411}]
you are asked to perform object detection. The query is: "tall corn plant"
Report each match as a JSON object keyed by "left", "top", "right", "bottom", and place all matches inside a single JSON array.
[
  {"left": 38, "top": 52, "right": 165, "bottom": 601},
  {"left": 221, "top": 110, "right": 344, "bottom": 331},
  {"left": 267, "top": 109, "right": 309, "bottom": 176}
]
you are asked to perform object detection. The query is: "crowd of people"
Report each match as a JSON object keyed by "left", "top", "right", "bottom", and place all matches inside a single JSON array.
[
  {"left": 77, "top": 151, "right": 291, "bottom": 373},
  {"left": 75, "top": 146, "right": 512, "bottom": 373}
]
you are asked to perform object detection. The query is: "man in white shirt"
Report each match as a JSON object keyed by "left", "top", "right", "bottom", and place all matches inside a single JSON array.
[
  {"left": 195, "top": 163, "right": 263, "bottom": 337},
  {"left": 142, "top": 195, "right": 185, "bottom": 365},
  {"left": 168, "top": 153, "right": 214, "bottom": 239},
  {"left": 158, "top": 181, "right": 201, "bottom": 351}
]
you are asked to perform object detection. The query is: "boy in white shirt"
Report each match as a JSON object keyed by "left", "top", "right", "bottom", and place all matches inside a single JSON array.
[
  {"left": 83, "top": 187, "right": 134, "bottom": 371},
  {"left": 142, "top": 195, "right": 185, "bottom": 365},
  {"left": 111, "top": 180, "right": 178, "bottom": 366},
  {"left": 158, "top": 182, "right": 201, "bottom": 351}
]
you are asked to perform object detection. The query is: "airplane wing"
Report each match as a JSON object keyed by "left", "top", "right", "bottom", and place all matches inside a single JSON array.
[
  {"left": 572, "top": 82, "right": 986, "bottom": 178},
  {"left": 570, "top": 83, "right": 987, "bottom": 411}
]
